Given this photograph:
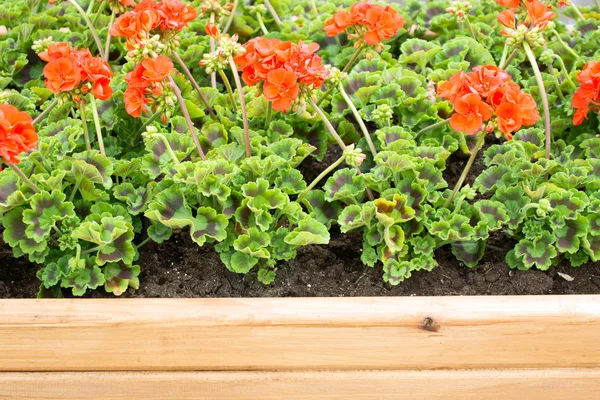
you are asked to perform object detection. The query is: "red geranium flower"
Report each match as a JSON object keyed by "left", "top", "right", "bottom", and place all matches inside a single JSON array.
[
  {"left": 264, "top": 68, "right": 299, "bottom": 112},
  {"left": 572, "top": 61, "right": 600, "bottom": 125},
  {"left": 525, "top": 0, "right": 556, "bottom": 29},
  {"left": 495, "top": 0, "right": 520, "bottom": 8},
  {"left": 40, "top": 44, "right": 113, "bottom": 102},
  {"left": 450, "top": 93, "right": 493, "bottom": 135},
  {"left": 43, "top": 57, "right": 82, "bottom": 93},
  {"left": 141, "top": 56, "right": 174, "bottom": 82},
  {"left": 0, "top": 104, "right": 38, "bottom": 166},
  {"left": 324, "top": 2, "right": 405, "bottom": 46},
  {"left": 38, "top": 42, "right": 71, "bottom": 63}
]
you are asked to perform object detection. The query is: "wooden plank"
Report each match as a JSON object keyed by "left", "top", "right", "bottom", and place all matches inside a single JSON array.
[
  {"left": 2, "top": 369, "right": 600, "bottom": 399},
  {"left": 0, "top": 296, "right": 599, "bottom": 371}
]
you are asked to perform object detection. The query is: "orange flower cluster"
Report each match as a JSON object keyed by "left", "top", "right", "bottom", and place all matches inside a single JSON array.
[
  {"left": 324, "top": 2, "right": 405, "bottom": 47},
  {"left": 438, "top": 66, "right": 540, "bottom": 138},
  {"left": 497, "top": 0, "right": 555, "bottom": 30},
  {"left": 234, "top": 38, "right": 329, "bottom": 112},
  {"left": 40, "top": 42, "right": 113, "bottom": 102},
  {"left": 572, "top": 61, "right": 600, "bottom": 125},
  {"left": 110, "top": 0, "right": 196, "bottom": 48},
  {"left": 0, "top": 104, "right": 38, "bottom": 167},
  {"left": 124, "top": 55, "right": 174, "bottom": 118}
]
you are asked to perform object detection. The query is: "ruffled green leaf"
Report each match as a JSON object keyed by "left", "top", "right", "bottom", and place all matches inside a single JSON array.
[
  {"left": 284, "top": 217, "right": 330, "bottom": 246},
  {"left": 514, "top": 231, "right": 557, "bottom": 270},
  {"left": 72, "top": 216, "right": 135, "bottom": 266},
  {"left": 104, "top": 263, "right": 140, "bottom": 296}
]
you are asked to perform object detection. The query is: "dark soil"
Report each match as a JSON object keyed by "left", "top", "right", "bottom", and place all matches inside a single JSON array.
[{"left": 1, "top": 142, "right": 599, "bottom": 298}]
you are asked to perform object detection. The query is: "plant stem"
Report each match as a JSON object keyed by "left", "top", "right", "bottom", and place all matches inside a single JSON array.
[
  {"left": 148, "top": 133, "right": 180, "bottom": 164},
  {"left": 7, "top": 163, "right": 41, "bottom": 193},
  {"left": 263, "top": 0, "right": 282, "bottom": 28},
  {"left": 135, "top": 112, "right": 161, "bottom": 137},
  {"left": 168, "top": 75, "right": 206, "bottom": 161},
  {"left": 498, "top": 43, "right": 509, "bottom": 67},
  {"left": 256, "top": 12, "right": 269, "bottom": 35},
  {"left": 222, "top": 0, "right": 239, "bottom": 33},
  {"left": 264, "top": 101, "right": 272, "bottom": 130},
  {"left": 298, "top": 156, "right": 345, "bottom": 202},
  {"left": 171, "top": 52, "right": 216, "bottom": 119},
  {"left": 464, "top": 17, "right": 477, "bottom": 39},
  {"left": 135, "top": 236, "right": 152, "bottom": 249},
  {"left": 523, "top": 41, "right": 551, "bottom": 159},
  {"left": 81, "top": 245, "right": 103, "bottom": 255},
  {"left": 228, "top": 56, "right": 251, "bottom": 158},
  {"left": 443, "top": 132, "right": 485, "bottom": 208},
  {"left": 32, "top": 98, "right": 58, "bottom": 125},
  {"left": 595, "top": 0, "right": 600, "bottom": 12},
  {"left": 308, "top": 98, "right": 346, "bottom": 150},
  {"left": 209, "top": 13, "right": 217, "bottom": 90},
  {"left": 30, "top": 157, "right": 49, "bottom": 174},
  {"left": 338, "top": 82, "right": 377, "bottom": 158},
  {"left": 551, "top": 30, "right": 579, "bottom": 59},
  {"left": 499, "top": 47, "right": 519, "bottom": 69},
  {"left": 104, "top": 10, "right": 115, "bottom": 61},
  {"left": 414, "top": 118, "right": 450, "bottom": 139},
  {"left": 310, "top": 0, "right": 319, "bottom": 18},
  {"left": 552, "top": 55, "right": 577, "bottom": 89},
  {"left": 316, "top": 46, "right": 365, "bottom": 106},
  {"left": 570, "top": 3, "right": 585, "bottom": 21},
  {"left": 218, "top": 69, "right": 237, "bottom": 112},
  {"left": 89, "top": 96, "right": 106, "bottom": 156},
  {"left": 91, "top": 0, "right": 107, "bottom": 26},
  {"left": 308, "top": 97, "right": 375, "bottom": 201},
  {"left": 69, "top": 177, "right": 82, "bottom": 202},
  {"left": 66, "top": 0, "right": 106, "bottom": 59},
  {"left": 86, "top": 0, "right": 95, "bottom": 14},
  {"left": 79, "top": 102, "right": 92, "bottom": 151}
]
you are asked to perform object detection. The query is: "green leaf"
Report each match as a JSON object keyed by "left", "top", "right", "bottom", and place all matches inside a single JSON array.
[
  {"left": 382, "top": 259, "right": 412, "bottom": 285},
  {"left": 61, "top": 263, "right": 105, "bottom": 296},
  {"left": 284, "top": 217, "right": 330, "bottom": 246},
  {"left": 113, "top": 182, "right": 154, "bottom": 215},
  {"left": 323, "top": 168, "right": 366, "bottom": 203},
  {"left": 72, "top": 216, "right": 135, "bottom": 266},
  {"left": 22, "top": 190, "right": 76, "bottom": 243},
  {"left": 104, "top": 263, "right": 140, "bottom": 296},
  {"left": 301, "top": 190, "right": 341, "bottom": 228},
  {"left": 451, "top": 240, "right": 485, "bottom": 268},
  {"left": 514, "top": 231, "right": 557, "bottom": 270}
]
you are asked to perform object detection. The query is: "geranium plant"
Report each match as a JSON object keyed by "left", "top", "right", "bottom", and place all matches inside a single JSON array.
[{"left": 0, "top": 0, "right": 597, "bottom": 296}]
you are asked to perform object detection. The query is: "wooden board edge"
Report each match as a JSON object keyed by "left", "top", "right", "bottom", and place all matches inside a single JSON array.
[
  {"left": 2, "top": 295, "right": 600, "bottom": 371},
  {"left": 1, "top": 369, "right": 600, "bottom": 399}
]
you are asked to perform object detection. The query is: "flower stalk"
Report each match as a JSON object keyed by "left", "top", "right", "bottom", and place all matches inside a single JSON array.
[
  {"left": 209, "top": 13, "right": 217, "bottom": 89},
  {"left": 263, "top": 0, "right": 282, "bottom": 28},
  {"left": 499, "top": 47, "right": 519, "bottom": 70},
  {"left": 172, "top": 52, "right": 216, "bottom": 119},
  {"left": 550, "top": 30, "right": 579, "bottom": 59},
  {"left": 443, "top": 131, "right": 486, "bottom": 208},
  {"left": 104, "top": 10, "right": 115, "bottom": 61},
  {"left": 32, "top": 98, "right": 59, "bottom": 125},
  {"left": 523, "top": 41, "right": 551, "bottom": 159},
  {"left": 264, "top": 101, "right": 272, "bottom": 130},
  {"left": 414, "top": 118, "right": 450, "bottom": 139},
  {"left": 7, "top": 163, "right": 41, "bottom": 193},
  {"left": 218, "top": 69, "right": 237, "bottom": 112},
  {"left": 89, "top": 96, "right": 106, "bottom": 156},
  {"left": 134, "top": 112, "right": 161, "bottom": 137},
  {"left": 222, "top": 0, "right": 239, "bottom": 33},
  {"left": 78, "top": 101, "right": 92, "bottom": 151},
  {"left": 316, "top": 46, "right": 365, "bottom": 106},
  {"left": 167, "top": 75, "right": 206, "bottom": 161},
  {"left": 66, "top": 0, "right": 106, "bottom": 59},
  {"left": 256, "top": 12, "right": 269, "bottom": 35},
  {"left": 228, "top": 56, "right": 251, "bottom": 158},
  {"left": 298, "top": 155, "right": 346, "bottom": 202},
  {"left": 338, "top": 82, "right": 377, "bottom": 157}
]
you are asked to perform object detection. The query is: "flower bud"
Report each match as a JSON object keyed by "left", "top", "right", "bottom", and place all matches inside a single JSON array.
[{"left": 343, "top": 144, "right": 367, "bottom": 167}]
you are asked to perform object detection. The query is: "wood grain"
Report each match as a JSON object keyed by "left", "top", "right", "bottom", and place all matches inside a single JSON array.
[
  {"left": 2, "top": 369, "right": 600, "bottom": 399},
  {"left": 0, "top": 296, "right": 599, "bottom": 371}
]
